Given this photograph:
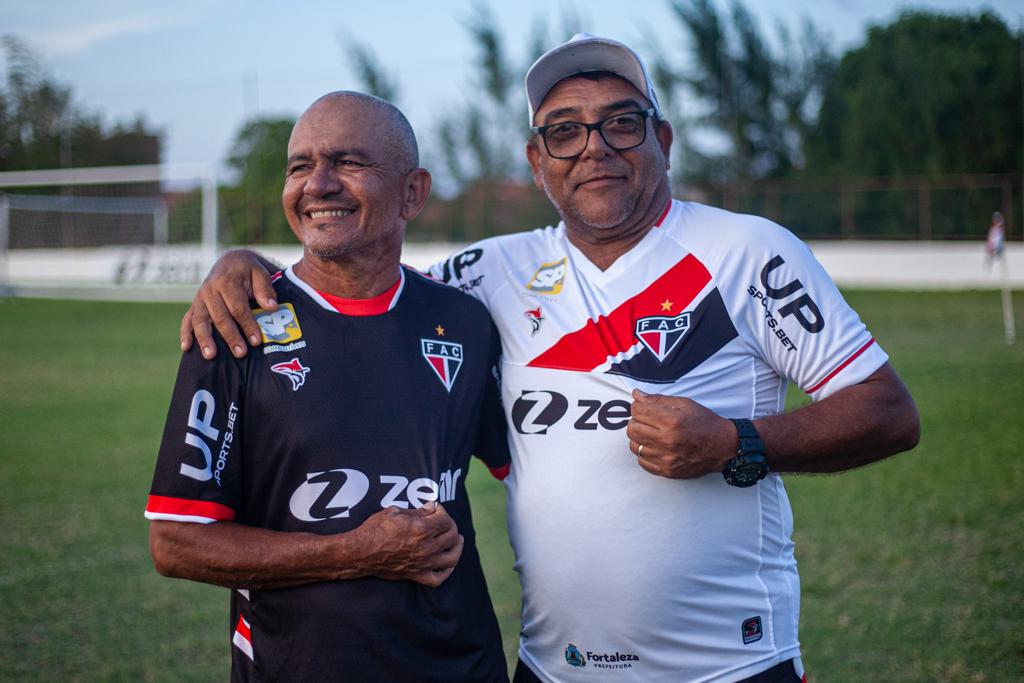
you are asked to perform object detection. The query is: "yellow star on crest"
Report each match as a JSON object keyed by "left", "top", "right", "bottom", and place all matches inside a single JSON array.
[
  {"left": 435, "top": 325, "right": 445, "bottom": 336},
  {"left": 660, "top": 299, "right": 673, "bottom": 312}
]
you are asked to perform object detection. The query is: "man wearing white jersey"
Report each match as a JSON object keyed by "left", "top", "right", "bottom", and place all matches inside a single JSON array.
[{"left": 181, "top": 34, "right": 919, "bottom": 683}]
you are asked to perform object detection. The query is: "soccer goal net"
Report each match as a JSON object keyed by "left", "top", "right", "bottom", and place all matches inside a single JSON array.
[{"left": 0, "top": 164, "right": 219, "bottom": 299}]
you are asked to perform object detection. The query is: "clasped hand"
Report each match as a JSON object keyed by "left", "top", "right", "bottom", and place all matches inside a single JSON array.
[
  {"left": 627, "top": 389, "right": 735, "bottom": 479},
  {"left": 354, "top": 501, "right": 464, "bottom": 588}
]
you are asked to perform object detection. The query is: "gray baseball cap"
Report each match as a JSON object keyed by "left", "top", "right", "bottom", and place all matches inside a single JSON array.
[{"left": 525, "top": 32, "right": 662, "bottom": 124}]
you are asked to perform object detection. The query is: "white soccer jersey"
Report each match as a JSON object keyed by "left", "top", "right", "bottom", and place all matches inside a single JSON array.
[{"left": 429, "top": 199, "right": 888, "bottom": 682}]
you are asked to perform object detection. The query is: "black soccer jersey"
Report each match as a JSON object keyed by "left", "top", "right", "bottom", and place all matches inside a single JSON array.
[{"left": 146, "top": 265, "right": 510, "bottom": 682}]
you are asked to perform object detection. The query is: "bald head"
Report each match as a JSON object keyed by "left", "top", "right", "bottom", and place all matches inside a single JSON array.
[
  {"left": 298, "top": 91, "right": 419, "bottom": 171},
  {"left": 282, "top": 90, "right": 432, "bottom": 271}
]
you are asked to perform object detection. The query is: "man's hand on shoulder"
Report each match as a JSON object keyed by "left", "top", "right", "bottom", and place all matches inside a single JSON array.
[
  {"left": 344, "top": 502, "right": 464, "bottom": 588},
  {"left": 179, "top": 249, "right": 278, "bottom": 360},
  {"left": 626, "top": 390, "right": 734, "bottom": 479}
]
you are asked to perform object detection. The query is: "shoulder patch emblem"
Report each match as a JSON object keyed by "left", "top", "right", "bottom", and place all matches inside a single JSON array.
[
  {"left": 271, "top": 357, "right": 310, "bottom": 391},
  {"left": 526, "top": 257, "right": 567, "bottom": 294},
  {"left": 525, "top": 306, "right": 544, "bottom": 336},
  {"left": 254, "top": 303, "right": 302, "bottom": 344}
]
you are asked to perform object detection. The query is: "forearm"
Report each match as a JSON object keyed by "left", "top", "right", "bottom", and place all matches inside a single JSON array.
[
  {"left": 755, "top": 364, "right": 920, "bottom": 473},
  {"left": 150, "top": 504, "right": 462, "bottom": 590},
  {"left": 149, "top": 520, "right": 362, "bottom": 590}
]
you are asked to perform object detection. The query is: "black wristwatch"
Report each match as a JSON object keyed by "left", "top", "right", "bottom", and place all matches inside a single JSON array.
[{"left": 723, "top": 418, "right": 770, "bottom": 487}]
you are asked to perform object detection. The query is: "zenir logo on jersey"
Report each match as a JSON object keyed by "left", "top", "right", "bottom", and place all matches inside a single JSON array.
[
  {"left": 421, "top": 339, "right": 463, "bottom": 391},
  {"left": 526, "top": 257, "right": 567, "bottom": 294},
  {"left": 635, "top": 312, "right": 691, "bottom": 362},
  {"left": 254, "top": 303, "right": 303, "bottom": 343}
]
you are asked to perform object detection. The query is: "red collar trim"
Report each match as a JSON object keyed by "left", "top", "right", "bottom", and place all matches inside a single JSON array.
[
  {"left": 654, "top": 198, "right": 673, "bottom": 227},
  {"left": 316, "top": 277, "right": 402, "bottom": 316}
]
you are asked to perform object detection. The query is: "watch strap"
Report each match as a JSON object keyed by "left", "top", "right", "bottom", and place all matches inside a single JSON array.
[
  {"left": 723, "top": 418, "right": 770, "bottom": 487},
  {"left": 731, "top": 418, "right": 765, "bottom": 457}
]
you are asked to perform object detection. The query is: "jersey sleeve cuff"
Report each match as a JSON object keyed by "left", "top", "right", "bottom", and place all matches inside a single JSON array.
[
  {"left": 487, "top": 463, "right": 511, "bottom": 481},
  {"left": 144, "top": 494, "right": 236, "bottom": 524},
  {"left": 804, "top": 339, "right": 890, "bottom": 399}
]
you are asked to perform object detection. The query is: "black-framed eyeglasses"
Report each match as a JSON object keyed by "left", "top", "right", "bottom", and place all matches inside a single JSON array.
[{"left": 532, "top": 108, "right": 657, "bottom": 159}]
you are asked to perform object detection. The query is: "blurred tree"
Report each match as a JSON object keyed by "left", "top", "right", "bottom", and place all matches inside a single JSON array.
[
  {"left": 0, "top": 36, "right": 161, "bottom": 171},
  {"left": 420, "top": 4, "right": 577, "bottom": 240},
  {"left": 333, "top": 4, "right": 576, "bottom": 242},
  {"left": 342, "top": 38, "right": 399, "bottom": 102},
  {"left": 662, "top": 0, "right": 835, "bottom": 183},
  {"left": 804, "top": 10, "right": 1023, "bottom": 176},
  {"left": 222, "top": 116, "right": 295, "bottom": 244},
  {"left": 435, "top": 2, "right": 525, "bottom": 189},
  {"left": 431, "top": 4, "right": 586, "bottom": 189}
]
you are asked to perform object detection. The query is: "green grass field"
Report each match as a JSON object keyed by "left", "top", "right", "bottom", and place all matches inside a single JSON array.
[{"left": 1, "top": 291, "right": 1022, "bottom": 681}]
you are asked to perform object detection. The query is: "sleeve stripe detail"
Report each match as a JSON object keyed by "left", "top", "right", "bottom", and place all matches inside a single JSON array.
[
  {"left": 488, "top": 463, "right": 511, "bottom": 481},
  {"left": 804, "top": 338, "right": 876, "bottom": 394},
  {"left": 233, "top": 615, "right": 254, "bottom": 660},
  {"left": 145, "top": 495, "right": 235, "bottom": 522},
  {"left": 144, "top": 512, "right": 220, "bottom": 524}
]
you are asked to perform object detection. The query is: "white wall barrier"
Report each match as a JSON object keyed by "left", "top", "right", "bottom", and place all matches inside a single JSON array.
[
  {"left": 804, "top": 241, "right": 1023, "bottom": 289},
  {"left": 4, "top": 241, "right": 1022, "bottom": 301}
]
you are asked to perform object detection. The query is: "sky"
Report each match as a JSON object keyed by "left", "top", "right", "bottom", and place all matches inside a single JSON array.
[{"left": 1, "top": 0, "right": 1020, "bottom": 179}]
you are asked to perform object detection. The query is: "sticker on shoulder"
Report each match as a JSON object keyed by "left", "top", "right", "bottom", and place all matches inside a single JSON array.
[{"left": 253, "top": 303, "right": 303, "bottom": 344}]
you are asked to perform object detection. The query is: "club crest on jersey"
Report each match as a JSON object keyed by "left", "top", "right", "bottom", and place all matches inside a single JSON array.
[
  {"left": 253, "top": 303, "right": 303, "bottom": 344},
  {"left": 635, "top": 312, "right": 691, "bottom": 362},
  {"left": 421, "top": 339, "right": 463, "bottom": 391},
  {"left": 526, "top": 257, "right": 567, "bottom": 294},
  {"left": 271, "top": 357, "right": 310, "bottom": 391}
]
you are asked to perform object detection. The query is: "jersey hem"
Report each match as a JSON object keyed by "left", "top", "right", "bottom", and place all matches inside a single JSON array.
[
  {"left": 516, "top": 649, "right": 550, "bottom": 683},
  {"left": 516, "top": 645, "right": 803, "bottom": 683},
  {"left": 714, "top": 647, "right": 803, "bottom": 683}
]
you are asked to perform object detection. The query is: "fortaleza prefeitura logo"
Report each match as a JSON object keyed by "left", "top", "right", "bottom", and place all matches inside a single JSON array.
[{"left": 564, "top": 643, "right": 639, "bottom": 670}]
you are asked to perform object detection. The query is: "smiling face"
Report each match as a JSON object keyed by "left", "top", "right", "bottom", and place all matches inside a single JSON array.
[
  {"left": 282, "top": 93, "right": 426, "bottom": 263},
  {"left": 526, "top": 74, "right": 673, "bottom": 246}
]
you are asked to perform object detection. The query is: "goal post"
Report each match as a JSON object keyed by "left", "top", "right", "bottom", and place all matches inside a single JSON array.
[
  {"left": 0, "top": 193, "right": 9, "bottom": 298},
  {"left": 0, "top": 163, "right": 219, "bottom": 300}
]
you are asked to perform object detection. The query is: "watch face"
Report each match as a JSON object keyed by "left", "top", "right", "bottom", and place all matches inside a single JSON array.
[
  {"left": 732, "top": 463, "right": 764, "bottom": 487},
  {"left": 725, "top": 457, "right": 768, "bottom": 487}
]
